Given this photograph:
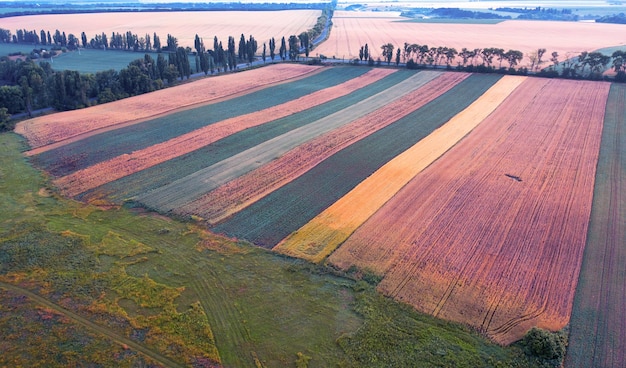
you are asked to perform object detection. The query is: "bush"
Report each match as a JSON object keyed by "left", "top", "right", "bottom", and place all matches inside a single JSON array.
[{"left": 521, "top": 327, "right": 567, "bottom": 366}]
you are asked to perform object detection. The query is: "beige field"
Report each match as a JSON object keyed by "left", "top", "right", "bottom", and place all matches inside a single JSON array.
[
  {"left": 315, "top": 12, "right": 626, "bottom": 66},
  {"left": 0, "top": 10, "right": 320, "bottom": 49}
]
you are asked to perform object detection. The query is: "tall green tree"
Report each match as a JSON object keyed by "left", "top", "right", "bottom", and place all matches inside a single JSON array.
[
  {"left": 238, "top": 34, "right": 246, "bottom": 61},
  {"left": 269, "top": 37, "right": 276, "bottom": 60},
  {"left": 288, "top": 35, "right": 299, "bottom": 60},
  {"left": 246, "top": 35, "right": 257, "bottom": 63},
  {"left": 279, "top": 37, "right": 287, "bottom": 61},
  {"left": 381, "top": 43, "right": 394, "bottom": 65},
  {"left": 298, "top": 32, "right": 310, "bottom": 59},
  {"left": 262, "top": 43, "right": 267, "bottom": 63}
]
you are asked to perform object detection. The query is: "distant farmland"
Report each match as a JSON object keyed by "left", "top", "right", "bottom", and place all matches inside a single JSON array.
[
  {"left": 16, "top": 64, "right": 624, "bottom": 350},
  {"left": 315, "top": 11, "right": 626, "bottom": 65},
  {"left": 0, "top": 10, "right": 321, "bottom": 49}
]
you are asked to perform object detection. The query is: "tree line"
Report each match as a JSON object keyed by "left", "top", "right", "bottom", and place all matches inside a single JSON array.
[{"left": 356, "top": 42, "right": 620, "bottom": 81}]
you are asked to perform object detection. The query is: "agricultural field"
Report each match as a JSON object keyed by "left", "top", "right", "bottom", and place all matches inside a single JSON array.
[
  {"left": 0, "top": 128, "right": 540, "bottom": 367},
  {"left": 43, "top": 48, "right": 162, "bottom": 74},
  {"left": 12, "top": 62, "right": 626, "bottom": 364},
  {"left": 0, "top": 10, "right": 321, "bottom": 50},
  {"left": 565, "top": 83, "right": 626, "bottom": 367},
  {"left": 314, "top": 11, "right": 626, "bottom": 65}
]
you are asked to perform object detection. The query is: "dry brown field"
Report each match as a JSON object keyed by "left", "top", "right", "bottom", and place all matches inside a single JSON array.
[
  {"left": 179, "top": 71, "right": 464, "bottom": 224},
  {"left": 0, "top": 10, "right": 320, "bottom": 50},
  {"left": 314, "top": 12, "right": 626, "bottom": 66},
  {"left": 53, "top": 68, "right": 395, "bottom": 198},
  {"left": 327, "top": 77, "right": 609, "bottom": 344},
  {"left": 16, "top": 64, "right": 320, "bottom": 150}
]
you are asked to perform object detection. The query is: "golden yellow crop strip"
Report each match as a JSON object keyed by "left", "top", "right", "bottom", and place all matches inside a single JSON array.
[{"left": 273, "top": 75, "right": 527, "bottom": 263}]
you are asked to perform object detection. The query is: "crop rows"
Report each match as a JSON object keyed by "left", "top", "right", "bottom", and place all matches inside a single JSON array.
[
  {"left": 327, "top": 78, "right": 609, "bottom": 344},
  {"left": 566, "top": 83, "right": 626, "bottom": 367},
  {"left": 30, "top": 66, "right": 368, "bottom": 177},
  {"left": 18, "top": 63, "right": 321, "bottom": 150},
  {"left": 211, "top": 73, "right": 502, "bottom": 247},
  {"left": 54, "top": 68, "right": 397, "bottom": 197}
]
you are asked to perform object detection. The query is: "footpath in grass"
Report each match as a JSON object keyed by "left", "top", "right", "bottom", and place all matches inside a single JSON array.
[
  {"left": 565, "top": 83, "right": 626, "bottom": 368},
  {"left": 83, "top": 68, "right": 415, "bottom": 203},
  {"left": 212, "top": 73, "right": 503, "bottom": 248},
  {"left": 31, "top": 66, "right": 370, "bottom": 177}
]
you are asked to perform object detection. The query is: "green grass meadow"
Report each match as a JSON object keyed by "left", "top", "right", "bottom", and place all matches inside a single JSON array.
[
  {"left": 0, "top": 43, "right": 159, "bottom": 73},
  {"left": 0, "top": 130, "right": 545, "bottom": 367},
  {"left": 47, "top": 48, "right": 161, "bottom": 74}
]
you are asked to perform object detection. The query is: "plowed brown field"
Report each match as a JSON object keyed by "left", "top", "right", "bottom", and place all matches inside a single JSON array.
[
  {"left": 0, "top": 10, "right": 320, "bottom": 50},
  {"left": 52, "top": 68, "right": 395, "bottom": 198},
  {"left": 177, "top": 71, "right": 466, "bottom": 224},
  {"left": 16, "top": 64, "right": 321, "bottom": 151},
  {"left": 316, "top": 13, "right": 626, "bottom": 66},
  {"left": 328, "top": 78, "right": 609, "bottom": 344}
]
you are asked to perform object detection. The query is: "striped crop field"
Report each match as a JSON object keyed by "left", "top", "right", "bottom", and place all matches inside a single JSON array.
[
  {"left": 17, "top": 65, "right": 623, "bottom": 348},
  {"left": 17, "top": 64, "right": 321, "bottom": 150}
]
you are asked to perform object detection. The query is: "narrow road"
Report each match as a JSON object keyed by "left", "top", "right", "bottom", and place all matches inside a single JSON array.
[{"left": 0, "top": 281, "right": 185, "bottom": 368}]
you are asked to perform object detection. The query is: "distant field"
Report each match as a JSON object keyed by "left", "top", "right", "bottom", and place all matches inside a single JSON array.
[
  {"left": 46, "top": 48, "right": 161, "bottom": 73},
  {"left": 0, "top": 43, "right": 40, "bottom": 56},
  {"left": 0, "top": 10, "right": 321, "bottom": 49},
  {"left": 315, "top": 12, "right": 626, "bottom": 64},
  {"left": 400, "top": 18, "right": 506, "bottom": 24},
  {"left": 0, "top": 43, "right": 161, "bottom": 73}
]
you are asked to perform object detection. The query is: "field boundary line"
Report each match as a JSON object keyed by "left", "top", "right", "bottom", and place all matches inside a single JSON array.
[
  {"left": 0, "top": 281, "right": 186, "bottom": 368},
  {"left": 274, "top": 75, "right": 526, "bottom": 262}
]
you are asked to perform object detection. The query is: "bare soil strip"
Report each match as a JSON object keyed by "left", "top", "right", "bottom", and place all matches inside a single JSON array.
[
  {"left": 565, "top": 83, "right": 626, "bottom": 367},
  {"left": 275, "top": 75, "right": 525, "bottom": 262},
  {"left": 176, "top": 72, "right": 467, "bottom": 224},
  {"left": 327, "top": 78, "right": 608, "bottom": 345},
  {"left": 17, "top": 64, "right": 321, "bottom": 151},
  {"left": 0, "top": 281, "right": 186, "bottom": 368},
  {"left": 135, "top": 71, "right": 442, "bottom": 213},
  {"left": 53, "top": 69, "right": 396, "bottom": 198}
]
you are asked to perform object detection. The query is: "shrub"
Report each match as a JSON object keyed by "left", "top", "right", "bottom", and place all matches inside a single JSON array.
[{"left": 521, "top": 327, "right": 567, "bottom": 366}]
